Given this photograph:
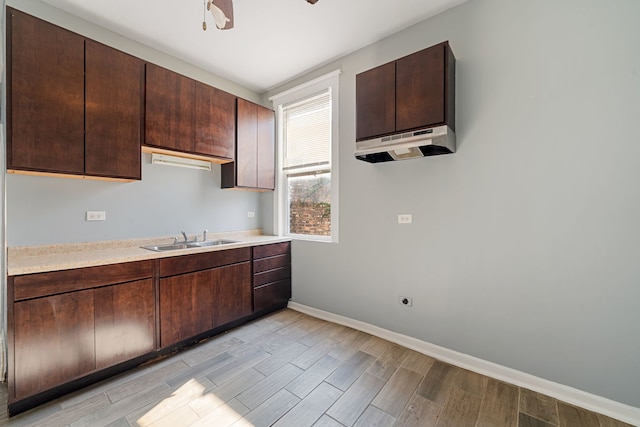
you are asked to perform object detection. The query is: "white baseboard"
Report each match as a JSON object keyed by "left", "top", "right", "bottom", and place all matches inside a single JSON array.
[{"left": 288, "top": 301, "right": 640, "bottom": 426}]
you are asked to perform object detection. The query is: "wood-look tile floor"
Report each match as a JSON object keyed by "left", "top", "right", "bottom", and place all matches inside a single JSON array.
[{"left": 0, "top": 309, "right": 635, "bottom": 427}]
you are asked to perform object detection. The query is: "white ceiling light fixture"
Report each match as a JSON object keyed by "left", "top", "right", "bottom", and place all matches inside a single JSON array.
[
  {"left": 151, "top": 153, "right": 212, "bottom": 171},
  {"left": 202, "top": 0, "right": 318, "bottom": 31}
]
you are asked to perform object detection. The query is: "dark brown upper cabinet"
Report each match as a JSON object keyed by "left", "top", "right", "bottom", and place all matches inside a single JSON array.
[
  {"left": 356, "top": 41, "right": 455, "bottom": 142},
  {"left": 195, "top": 82, "right": 236, "bottom": 160},
  {"left": 7, "top": 8, "right": 85, "bottom": 175},
  {"left": 144, "top": 64, "right": 235, "bottom": 162},
  {"left": 7, "top": 8, "right": 143, "bottom": 180},
  {"left": 144, "top": 64, "right": 195, "bottom": 154},
  {"left": 85, "top": 40, "right": 144, "bottom": 180},
  {"left": 221, "top": 99, "right": 275, "bottom": 191}
]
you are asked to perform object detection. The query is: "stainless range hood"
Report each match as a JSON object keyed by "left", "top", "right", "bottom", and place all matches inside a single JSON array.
[{"left": 354, "top": 125, "right": 456, "bottom": 163}]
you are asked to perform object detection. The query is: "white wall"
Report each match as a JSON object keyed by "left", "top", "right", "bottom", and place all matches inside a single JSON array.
[
  {"left": 4, "top": 0, "right": 265, "bottom": 246},
  {"left": 6, "top": 155, "right": 263, "bottom": 246},
  {"left": 265, "top": 0, "right": 640, "bottom": 408}
]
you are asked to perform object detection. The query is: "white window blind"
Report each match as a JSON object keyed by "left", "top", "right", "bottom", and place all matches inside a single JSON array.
[{"left": 282, "top": 91, "right": 331, "bottom": 170}]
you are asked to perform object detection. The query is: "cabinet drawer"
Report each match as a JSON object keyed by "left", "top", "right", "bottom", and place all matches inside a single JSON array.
[
  {"left": 253, "top": 253, "right": 290, "bottom": 274},
  {"left": 13, "top": 260, "right": 153, "bottom": 301},
  {"left": 253, "top": 242, "right": 290, "bottom": 259},
  {"left": 254, "top": 279, "right": 291, "bottom": 312},
  {"left": 160, "top": 247, "right": 250, "bottom": 277},
  {"left": 254, "top": 266, "right": 291, "bottom": 288}
]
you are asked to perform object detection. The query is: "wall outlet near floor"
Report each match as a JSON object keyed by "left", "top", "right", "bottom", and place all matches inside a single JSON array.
[
  {"left": 399, "top": 296, "right": 413, "bottom": 307},
  {"left": 86, "top": 211, "right": 106, "bottom": 221},
  {"left": 398, "top": 214, "right": 412, "bottom": 224},
  {"left": 248, "top": 211, "right": 255, "bottom": 218}
]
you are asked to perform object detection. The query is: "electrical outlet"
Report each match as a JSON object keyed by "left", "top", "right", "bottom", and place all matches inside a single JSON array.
[
  {"left": 398, "top": 214, "right": 412, "bottom": 224},
  {"left": 248, "top": 212, "right": 255, "bottom": 218},
  {"left": 86, "top": 211, "right": 106, "bottom": 221},
  {"left": 399, "top": 296, "right": 413, "bottom": 307}
]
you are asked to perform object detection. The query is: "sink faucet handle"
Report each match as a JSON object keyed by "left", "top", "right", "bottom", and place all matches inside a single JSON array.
[
  {"left": 202, "top": 229, "right": 208, "bottom": 242},
  {"left": 181, "top": 231, "right": 188, "bottom": 243}
]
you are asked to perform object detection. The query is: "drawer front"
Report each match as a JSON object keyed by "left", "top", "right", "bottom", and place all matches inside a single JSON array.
[
  {"left": 254, "top": 279, "right": 291, "bottom": 312},
  {"left": 253, "top": 242, "right": 291, "bottom": 259},
  {"left": 13, "top": 260, "right": 153, "bottom": 301},
  {"left": 160, "top": 247, "right": 251, "bottom": 277},
  {"left": 254, "top": 266, "right": 291, "bottom": 288},
  {"left": 253, "top": 253, "right": 290, "bottom": 274}
]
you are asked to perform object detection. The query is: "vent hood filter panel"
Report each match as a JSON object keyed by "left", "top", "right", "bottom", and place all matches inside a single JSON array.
[{"left": 355, "top": 125, "right": 455, "bottom": 163}]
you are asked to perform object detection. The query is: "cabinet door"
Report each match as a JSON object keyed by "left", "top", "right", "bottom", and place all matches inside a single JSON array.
[
  {"left": 396, "top": 44, "right": 446, "bottom": 132},
  {"left": 254, "top": 280, "right": 292, "bottom": 313},
  {"left": 195, "top": 82, "right": 236, "bottom": 160},
  {"left": 257, "top": 106, "right": 276, "bottom": 190},
  {"left": 355, "top": 62, "right": 395, "bottom": 141},
  {"left": 236, "top": 98, "right": 259, "bottom": 188},
  {"left": 213, "top": 262, "right": 252, "bottom": 327},
  {"left": 85, "top": 40, "right": 144, "bottom": 180},
  {"left": 94, "top": 279, "right": 155, "bottom": 369},
  {"left": 13, "top": 290, "right": 95, "bottom": 399},
  {"left": 159, "top": 271, "right": 214, "bottom": 347},
  {"left": 145, "top": 63, "right": 195, "bottom": 153},
  {"left": 7, "top": 8, "right": 84, "bottom": 174}
]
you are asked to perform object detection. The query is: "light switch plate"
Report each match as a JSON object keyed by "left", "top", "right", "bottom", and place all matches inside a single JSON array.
[
  {"left": 398, "top": 214, "right": 412, "bottom": 224},
  {"left": 86, "top": 211, "right": 106, "bottom": 221}
]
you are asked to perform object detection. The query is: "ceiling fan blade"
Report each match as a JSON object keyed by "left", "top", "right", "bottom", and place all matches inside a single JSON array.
[{"left": 210, "top": 0, "right": 234, "bottom": 30}]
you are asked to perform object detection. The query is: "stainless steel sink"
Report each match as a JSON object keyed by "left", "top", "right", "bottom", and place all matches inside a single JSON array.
[
  {"left": 141, "top": 240, "right": 239, "bottom": 252},
  {"left": 141, "top": 243, "right": 190, "bottom": 252},
  {"left": 187, "top": 239, "right": 239, "bottom": 248}
]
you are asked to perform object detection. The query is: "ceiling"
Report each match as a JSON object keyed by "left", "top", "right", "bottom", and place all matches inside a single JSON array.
[{"left": 41, "top": 0, "right": 466, "bottom": 93}]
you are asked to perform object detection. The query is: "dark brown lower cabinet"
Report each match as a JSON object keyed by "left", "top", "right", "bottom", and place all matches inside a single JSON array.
[
  {"left": 8, "top": 261, "right": 154, "bottom": 406},
  {"left": 254, "top": 279, "right": 291, "bottom": 312},
  {"left": 160, "top": 261, "right": 251, "bottom": 347},
  {"left": 7, "top": 243, "right": 289, "bottom": 416},
  {"left": 13, "top": 289, "right": 95, "bottom": 399},
  {"left": 214, "top": 262, "right": 253, "bottom": 325},
  {"left": 160, "top": 270, "right": 215, "bottom": 347},
  {"left": 12, "top": 279, "right": 156, "bottom": 399},
  {"left": 95, "top": 279, "right": 155, "bottom": 369},
  {"left": 253, "top": 242, "right": 292, "bottom": 312}
]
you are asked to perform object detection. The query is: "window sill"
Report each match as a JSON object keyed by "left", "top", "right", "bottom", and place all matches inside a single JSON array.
[{"left": 286, "top": 234, "right": 335, "bottom": 243}]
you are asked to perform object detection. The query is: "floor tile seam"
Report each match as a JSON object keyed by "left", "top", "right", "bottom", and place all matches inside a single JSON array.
[
  {"left": 473, "top": 380, "right": 493, "bottom": 427},
  {"left": 371, "top": 370, "right": 424, "bottom": 418},
  {"left": 236, "top": 363, "right": 305, "bottom": 410},
  {"left": 182, "top": 347, "right": 241, "bottom": 368},
  {"left": 331, "top": 374, "right": 391, "bottom": 424},
  {"left": 520, "top": 410, "right": 560, "bottom": 426},
  {"left": 283, "top": 360, "right": 342, "bottom": 400},
  {"left": 517, "top": 385, "right": 522, "bottom": 426},
  {"left": 258, "top": 342, "right": 312, "bottom": 361},
  {"left": 168, "top": 353, "right": 239, "bottom": 385},
  {"left": 212, "top": 352, "right": 269, "bottom": 379},
  {"left": 185, "top": 394, "right": 228, "bottom": 421},
  {"left": 106, "top": 360, "right": 193, "bottom": 402},
  {"left": 239, "top": 390, "right": 301, "bottom": 426},
  {"left": 133, "top": 391, "right": 203, "bottom": 427}
]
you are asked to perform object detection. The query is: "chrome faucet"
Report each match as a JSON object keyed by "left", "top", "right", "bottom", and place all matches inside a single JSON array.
[
  {"left": 173, "top": 230, "right": 208, "bottom": 244},
  {"left": 173, "top": 231, "right": 191, "bottom": 244}
]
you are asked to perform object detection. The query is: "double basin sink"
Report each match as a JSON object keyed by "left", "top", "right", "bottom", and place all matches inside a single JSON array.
[{"left": 141, "top": 239, "right": 239, "bottom": 252}]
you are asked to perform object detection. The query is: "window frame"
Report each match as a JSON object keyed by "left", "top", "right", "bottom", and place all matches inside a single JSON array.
[{"left": 269, "top": 70, "right": 341, "bottom": 242}]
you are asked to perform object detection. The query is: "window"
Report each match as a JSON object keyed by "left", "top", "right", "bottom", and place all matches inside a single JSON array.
[{"left": 270, "top": 70, "right": 340, "bottom": 242}]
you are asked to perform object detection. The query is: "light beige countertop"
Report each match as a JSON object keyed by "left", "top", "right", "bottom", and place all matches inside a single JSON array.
[{"left": 8, "top": 229, "right": 291, "bottom": 276}]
